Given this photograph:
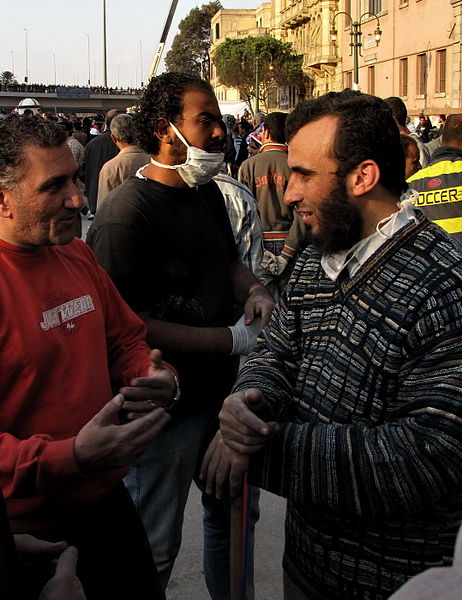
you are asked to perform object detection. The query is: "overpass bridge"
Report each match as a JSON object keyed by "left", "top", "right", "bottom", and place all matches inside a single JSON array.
[{"left": 0, "top": 87, "right": 142, "bottom": 115}]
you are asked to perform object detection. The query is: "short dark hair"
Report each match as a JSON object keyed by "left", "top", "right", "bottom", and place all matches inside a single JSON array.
[
  {"left": 383, "top": 96, "right": 408, "bottom": 128},
  {"left": 442, "top": 114, "right": 462, "bottom": 146},
  {"left": 133, "top": 72, "right": 214, "bottom": 155},
  {"left": 0, "top": 115, "right": 67, "bottom": 190},
  {"left": 286, "top": 90, "right": 406, "bottom": 196},
  {"left": 264, "top": 112, "right": 288, "bottom": 144},
  {"left": 105, "top": 109, "right": 121, "bottom": 128},
  {"left": 400, "top": 134, "right": 419, "bottom": 157}
]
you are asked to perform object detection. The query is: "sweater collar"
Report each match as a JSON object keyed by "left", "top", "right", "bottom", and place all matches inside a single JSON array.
[
  {"left": 259, "top": 142, "right": 288, "bottom": 153},
  {"left": 321, "top": 191, "right": 420, "bottom": 282}
]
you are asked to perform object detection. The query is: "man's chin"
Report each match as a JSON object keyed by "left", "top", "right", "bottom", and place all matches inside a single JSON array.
[{"left": 309, "top": 229, "right": 362, "bottom": 256}]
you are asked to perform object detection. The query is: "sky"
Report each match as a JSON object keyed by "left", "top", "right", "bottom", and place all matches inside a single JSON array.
[{"left": 0, "top": 0, "right": 260, "bottom": 89}]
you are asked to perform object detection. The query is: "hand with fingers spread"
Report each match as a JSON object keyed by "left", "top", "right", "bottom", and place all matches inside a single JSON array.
[
  {"left": 38, "top": 546, "right": 86, "bottom": 600},
  {"left": 200, "top": 430, "right": 249, "bottom": 500},
  {"left": 119, "top": 348, "right": 179, "bottom": 419},
  {"left": 219, "top": 388, "right": 279, "bottom": 454},
  {"left": 73, "top": 393, "right": 171, "bottom": 472}
]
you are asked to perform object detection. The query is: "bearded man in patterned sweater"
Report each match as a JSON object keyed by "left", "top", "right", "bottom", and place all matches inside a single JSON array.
[{"left": 202, "top": 90, "right": 462, "bottom": 599}]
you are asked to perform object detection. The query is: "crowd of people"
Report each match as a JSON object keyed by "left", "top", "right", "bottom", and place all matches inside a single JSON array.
[
  {"left": 1, "top": 73, "right": 462, "bottom": 600},
  {"left": 0, "top": 82, "right": 142, "bottom": 95}
]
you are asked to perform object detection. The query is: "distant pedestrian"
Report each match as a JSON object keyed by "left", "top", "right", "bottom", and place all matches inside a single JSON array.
[
  {"left": 97, "top": 113, "right": 149, "bottom": 206},
  {"left": 80, "top": 108, "right": 120, "bottom": 218}
]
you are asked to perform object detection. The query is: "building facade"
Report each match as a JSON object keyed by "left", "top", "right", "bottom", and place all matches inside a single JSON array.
[
  {"left": 336, "top": 0, "right": 462, "bottom": 116},
  {"left": 210, "top": 5, "right": 273, "bottom": 103},
  {"left": 210, "top": 1, "right": 341, "bottom": 110},
  {"left": 210, "top": 0, "right": 462, "bottom": 117}
]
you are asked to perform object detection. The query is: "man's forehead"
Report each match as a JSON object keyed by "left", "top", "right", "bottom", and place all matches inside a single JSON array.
[
  {"left": 181, "top": 88, "right": 221, "bottom": 119},
  {"left": 288, "top": 115, "right": 338, "bottom": 162},
  {"left": 19, "top": 142, "right": 76, "bottom": 179}
]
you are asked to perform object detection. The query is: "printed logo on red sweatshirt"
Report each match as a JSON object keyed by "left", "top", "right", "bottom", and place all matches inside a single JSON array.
[{"left": 40, "top": 294, "right": 95, "bottom": 332}]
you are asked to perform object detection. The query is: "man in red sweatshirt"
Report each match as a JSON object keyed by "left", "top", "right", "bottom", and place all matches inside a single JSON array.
[{"left": 0, "top": 114, "right": 178, "bottom": 600}]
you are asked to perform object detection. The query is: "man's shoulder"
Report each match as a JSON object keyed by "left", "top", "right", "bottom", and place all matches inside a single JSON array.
[
  {"left": 53, "top": 237, "right": 99, "bottom": 267},
  {"left": 97, "top": 176, "right": 146, "bottom": 209},
  {"left": 395, "top": 218, "right": 462, "bottom": 277},
  {"left": 408, "top": 149, "right": 462, "bottom": 185},
  {"left": 214, "top": 173, "right": 253, "bottom": 197},
  {"left": 85, "top": 131, "right": 114, "bottom": 153}
]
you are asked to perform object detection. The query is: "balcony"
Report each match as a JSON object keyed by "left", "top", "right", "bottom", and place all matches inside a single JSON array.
[{"left": 280, "top": 0, "right": 311, "bottom": 30}]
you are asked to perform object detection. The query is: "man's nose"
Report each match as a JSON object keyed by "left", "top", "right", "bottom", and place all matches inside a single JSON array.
[
  {"left": 213, "top": 121, "right": 225, "bottom": 140},
  {"left": 64, "top": 184, "right": 84, "bottom": 210},
  {"left": 283, "top": 175, "right": 302, "bottom": 207}
]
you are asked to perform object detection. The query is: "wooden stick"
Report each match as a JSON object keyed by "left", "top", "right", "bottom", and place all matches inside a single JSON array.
[{"left": 230, "top": 492, "right": 244, "bottom": 600}]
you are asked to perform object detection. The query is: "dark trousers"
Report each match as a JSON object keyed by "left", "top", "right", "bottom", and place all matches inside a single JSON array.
[{"left": 18, "top": 484, "right": 165, "bottom": 600}]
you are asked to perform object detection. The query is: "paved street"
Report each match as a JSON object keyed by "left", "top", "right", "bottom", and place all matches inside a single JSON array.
[{"left": 167, "top": 485, "right": 286, "bottom": 600}]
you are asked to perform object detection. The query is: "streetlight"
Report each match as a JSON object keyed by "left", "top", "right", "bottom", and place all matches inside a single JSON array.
[
  {"left": 24, "top": 28, "right": 28, "bottom": 83},
  {"left": 242, "top": 49, "right": 273, "bottom": 114},
  {"left": 139, "top": 40, "right": 143, "bottom": 87},
  {"left": 330, "top": 11, "right": 382, "bottom": 91},
  {"left": 10, "top": 50, "right": 14, "bottom": 75},
  {"left": 53, "top": 52, "right": 57, "bottom": 86},
  {"left": 86, "top": 33, "right": 91, "bottom": 86}
]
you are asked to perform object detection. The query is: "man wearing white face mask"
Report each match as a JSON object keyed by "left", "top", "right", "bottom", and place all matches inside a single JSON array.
[{"left": 87, "top": 72, "right": 275, "bottom": 598}]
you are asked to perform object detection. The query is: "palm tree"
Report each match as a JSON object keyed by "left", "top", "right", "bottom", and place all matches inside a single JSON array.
[{"left": 0, "top": 71, "right": 17, "bottom": 90}]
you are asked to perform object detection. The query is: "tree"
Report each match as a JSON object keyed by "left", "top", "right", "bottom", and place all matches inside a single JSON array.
[
  {"left": 165, "top": 1, "right": 221, "bottom": 80},
  {"left": 0, "top": 70, "right": 17, "bottom": 90},
  {"left": 214, "top": 36, "right": 306, "bottom": 113}
]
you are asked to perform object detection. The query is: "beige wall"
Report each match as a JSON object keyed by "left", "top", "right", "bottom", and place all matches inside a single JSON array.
[{"left": 337, "top": 0, "right": 461, "bottom": 116}]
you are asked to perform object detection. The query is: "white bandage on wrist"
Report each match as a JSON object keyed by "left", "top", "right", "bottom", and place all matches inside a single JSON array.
[
  {"left": 228, "top": 314, "right": 262, "bottom": 356},
  {"left": 261, "top": 250, "right": 288, "bottom": 276}
]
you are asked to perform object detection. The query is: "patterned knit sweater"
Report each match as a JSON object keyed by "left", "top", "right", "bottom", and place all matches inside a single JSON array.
[{"left": 235, "top": 214, "right": 462, "bottom": 599}]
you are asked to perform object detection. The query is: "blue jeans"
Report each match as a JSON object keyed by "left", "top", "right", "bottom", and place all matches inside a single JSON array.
[{"left": 124, "top": 413, "right": 258, "bottom": 598}]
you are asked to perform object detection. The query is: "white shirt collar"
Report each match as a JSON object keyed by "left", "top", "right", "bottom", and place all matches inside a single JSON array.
[{"left": 321, "top": 190, "right": 420, "bottom": 281}]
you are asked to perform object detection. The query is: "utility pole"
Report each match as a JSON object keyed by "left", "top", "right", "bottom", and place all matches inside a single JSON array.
[{"left": 102, "top": 0, "right": 108, "bottom": 87}]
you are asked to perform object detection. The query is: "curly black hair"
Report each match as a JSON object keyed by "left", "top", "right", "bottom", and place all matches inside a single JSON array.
[
  {"left": 286, "top": 90, "right": 406, "bottom": 197},
  {"left": 133, "top": 72, "right": 214, "bottom": 155},
  {"left": 0, "top": 114, "right": 67, "bottom": 190}
]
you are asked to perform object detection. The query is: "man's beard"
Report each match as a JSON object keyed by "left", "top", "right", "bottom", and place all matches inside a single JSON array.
[{"left": 307, "top": 176, "right": 363, "bottom": 255}]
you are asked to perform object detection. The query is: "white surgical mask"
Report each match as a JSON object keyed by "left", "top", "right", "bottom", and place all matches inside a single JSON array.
[{"left": 150, "top": 122, "right": 224, "bottom": 187}]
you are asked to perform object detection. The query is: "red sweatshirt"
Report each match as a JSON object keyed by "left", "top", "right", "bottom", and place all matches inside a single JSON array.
[{"left": 0, "top": 237, "right": 153, "bottom": 532}]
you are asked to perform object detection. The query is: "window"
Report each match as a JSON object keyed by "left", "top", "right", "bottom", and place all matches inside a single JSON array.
[
  {"left": 215, "top": 23, "right": 220, "bottom": 40},
  {"left": 369, "top": 0, "right": 382, "bottom": 13},
  {"left": 368, "top": 66, "right": 375, "bottom": 95},
  {"left": 345, "top": 71, "right": 353, "bottom": 89},
  {"left": 416, "top": 53, "right": 426, "bottom": 95},
  {"left": 436, "top": 49, "right": 447, "bottom": 94},
  {"left": 399, "top": 58, "right": 408, "bottom": 97}
]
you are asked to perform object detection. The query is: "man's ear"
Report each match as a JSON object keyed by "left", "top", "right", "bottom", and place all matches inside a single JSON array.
[
  {"left": 155, "top": 118, "right": 174, "bottom": 144},
  {"left": 348, "top": 160, "right": 380, "bottom": 197},
  {"left": 0, "top": 189, "right": 13, "bottom": 218}
]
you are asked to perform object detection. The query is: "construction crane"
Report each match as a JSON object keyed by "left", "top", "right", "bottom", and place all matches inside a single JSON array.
[{"left": 148, "top": 0, "right": 179, "bottom": 80}]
